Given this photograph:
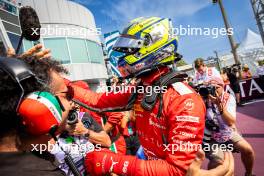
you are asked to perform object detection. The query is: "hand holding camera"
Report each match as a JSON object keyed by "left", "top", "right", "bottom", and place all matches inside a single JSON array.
[{"left": 66, "top": 119, "right": 90, "bottom": 137}]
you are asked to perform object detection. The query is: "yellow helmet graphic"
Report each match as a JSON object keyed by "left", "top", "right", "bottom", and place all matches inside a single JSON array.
[{"left": 113, "top": 17, "right": 180, "bottom": 77}]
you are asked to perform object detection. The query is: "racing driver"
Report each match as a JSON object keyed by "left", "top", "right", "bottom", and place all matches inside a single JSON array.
[{"left": 62, "top": 17, "right": 224, "bottom": 175}]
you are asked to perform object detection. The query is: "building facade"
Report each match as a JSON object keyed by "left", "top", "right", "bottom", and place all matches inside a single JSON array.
[{"left": 0, "top": 0, "right": 108, "bottom": 89}]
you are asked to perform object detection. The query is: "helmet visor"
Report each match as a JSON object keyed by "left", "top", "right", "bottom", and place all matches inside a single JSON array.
[{"left": 113, "top": 35, "right": 143, "bottom": 54}]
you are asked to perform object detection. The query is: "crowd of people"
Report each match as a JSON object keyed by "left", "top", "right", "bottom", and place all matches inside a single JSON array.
[{"left": 0, "top": 16, "right": 259, "bottom": 176}]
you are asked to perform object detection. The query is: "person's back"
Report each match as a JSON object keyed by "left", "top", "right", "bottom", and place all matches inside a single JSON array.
[{"left": 0, "top": 151, "right": 65, "bottom": 176}]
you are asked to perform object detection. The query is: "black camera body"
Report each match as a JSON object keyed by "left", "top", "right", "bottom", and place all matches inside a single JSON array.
[
  {"left": 224, "top": 63, "right": 241, "bottom": 76},
  {"left": 67, "top": 110, "right": 79, "bottom": 125},
  {"left": 205, "top": 119, "right": 220, "bottom": 132},
  {"left": 196, "top": 84, "right": 216, "bottom": 98}
]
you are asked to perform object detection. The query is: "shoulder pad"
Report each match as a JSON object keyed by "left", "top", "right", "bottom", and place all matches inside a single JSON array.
[{"left": 172, "top": 82, "right": 193, "bottom": 95}]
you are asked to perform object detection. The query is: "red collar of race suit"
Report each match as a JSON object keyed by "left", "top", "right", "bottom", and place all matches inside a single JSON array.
[{"left": 139, "top": 67, "right": 170, "bottom": 86}]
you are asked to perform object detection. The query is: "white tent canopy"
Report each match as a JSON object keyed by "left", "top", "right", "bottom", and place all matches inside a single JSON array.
[
  {"left": 238, "top": 29, "right": 264, "bottom": 52},
  {"left": 220, "top": 29, "right": 264, "bottom": 74}
]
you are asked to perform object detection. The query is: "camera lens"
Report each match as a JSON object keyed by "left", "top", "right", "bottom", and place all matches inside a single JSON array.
[
  {"left": 199, "top": 87, "right": 209, "bottom": 97},
  {"left": 67, "top": 110, "right": 78, "bottom": 125}
]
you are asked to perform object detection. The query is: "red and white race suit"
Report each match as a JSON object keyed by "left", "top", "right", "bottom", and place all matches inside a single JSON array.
[{"left": 66, "top": 68, "right": 205, "bottom": 176}]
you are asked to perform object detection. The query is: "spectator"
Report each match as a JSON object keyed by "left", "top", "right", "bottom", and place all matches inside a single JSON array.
[
  {"left": 256, "top": 60, "right": 264, "bottom": 81},
  {"left": 220, "top": 68, "right": 229, "bottom": 85},
  {"left": 193, "top": 58, "right": 222, "bottom": 85},
  {"left": 203, "top": 76, "right": 255, "bottom": 176},
  {"left": 241, "top": 64, "right": 252, "bottom": 79},
  {"left": 49, "top": 101, "right": 111, "bottom": 176},
  {"left": 225, "top": 65, "right": 244, "bottom": 106}
]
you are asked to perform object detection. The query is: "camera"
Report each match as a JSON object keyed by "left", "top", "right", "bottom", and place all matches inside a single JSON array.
[
  {"left": 196, "top": 84, "right": 216, "bottom": 98},
  {"left": 67, "top": 110, "right": 79, "bottom": 125},
  {"left": 224, "top": 63, "right": 241, "bottom": 76},
  {"left": 205, "top": 119, "right": 220, "bottom": 132}
]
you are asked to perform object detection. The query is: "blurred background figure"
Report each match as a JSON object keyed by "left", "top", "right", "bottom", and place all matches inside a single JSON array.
[
  {"left": 242, "top": 64, "right": 252, "bottom": 79},
  {"left": 187, "top": 76, "right": 194, "bottom": 87},
  {"left": 225, "top": 64, "right": 244, "bottom": 106},
  {"left": 256, "top": 60, "right": 264, "bottom": 82},
  {"left": 220, "top": 68, "right": 230, "bottom": 85}
]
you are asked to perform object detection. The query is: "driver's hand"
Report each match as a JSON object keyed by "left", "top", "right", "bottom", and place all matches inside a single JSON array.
[
  {"left": 186, "top": 150, "right": 205, "bottom": 176},
  {"left": 187, "top": 150, "right": 234, "bottom": 176},
  {"left": 6, "top": 44, "right": 51, "bottom": 59}
]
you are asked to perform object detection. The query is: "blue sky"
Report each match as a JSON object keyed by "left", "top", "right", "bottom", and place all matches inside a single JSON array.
[{"left": 71, "top": 0, "right": 258, "bottom": 64}]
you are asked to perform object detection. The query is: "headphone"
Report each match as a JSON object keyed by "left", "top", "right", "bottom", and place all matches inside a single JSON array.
[{"left": 0, "top": 57, "right": 36, "bottom": 112}]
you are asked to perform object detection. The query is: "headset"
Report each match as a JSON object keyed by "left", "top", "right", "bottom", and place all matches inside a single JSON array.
[
  {"left": 0, "top": 57, "right": 81, "bottom": 176},
  {"left": 0, "top": 57, "right": 37, "bottom": 112}
]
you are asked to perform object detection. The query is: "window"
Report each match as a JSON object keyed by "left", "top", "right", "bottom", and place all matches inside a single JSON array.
[
  {"left": 43, "top": 38, "right": 70, "bottom": 64},
  {"left": 68, "top": 38, "right": 89, "bottom": 63},
  {"left": 7, "top": 32, "right": 22, "bottom": 54},
  {"left": 0, "top": 0, "right": 18, "bottom": 15},
  {"left": 23, "top": 39, "right": 33, "bottom": 51},
  {"left": 86, "top": 40, "right": 104, "bottom": 64},
  {"left": 0, "top": 35, "right": 6, "bottom": 56}
]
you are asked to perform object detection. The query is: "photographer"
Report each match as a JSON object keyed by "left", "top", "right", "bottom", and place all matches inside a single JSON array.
[
  {"left": 225, "top": 64, "right": 244, "bottom": 106},
  {"left": 202, "top": 77, "right": 255, "bottom": 176},
  {"left": 193, "top": 58, "right": 222, "bottom": 85}
]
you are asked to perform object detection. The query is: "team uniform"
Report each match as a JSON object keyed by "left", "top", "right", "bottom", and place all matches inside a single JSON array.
[{"left": 66, "top": 68, "right": 206, "bottom": 176}]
